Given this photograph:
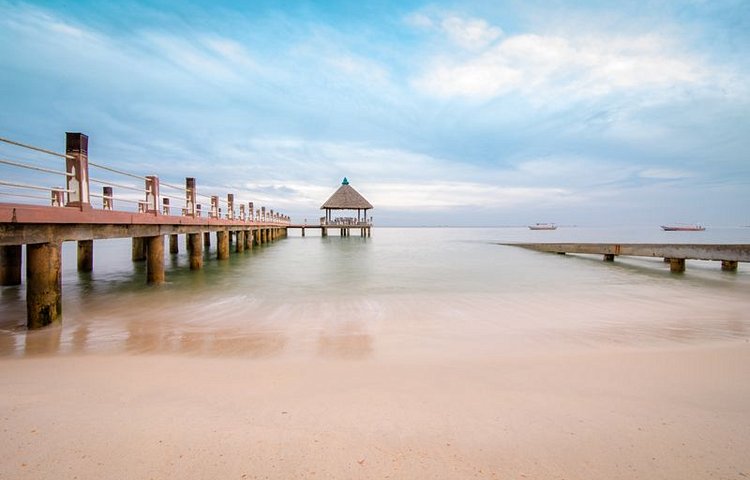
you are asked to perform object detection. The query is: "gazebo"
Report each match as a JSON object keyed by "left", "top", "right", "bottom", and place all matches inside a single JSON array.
[{"left": 320, "top": 178, "right": 373, "bottom": 236}]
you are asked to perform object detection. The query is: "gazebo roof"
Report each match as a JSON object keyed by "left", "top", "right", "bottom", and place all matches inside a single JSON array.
[{"left": 320, "top": 178, "right": 373, "bottom": 210}]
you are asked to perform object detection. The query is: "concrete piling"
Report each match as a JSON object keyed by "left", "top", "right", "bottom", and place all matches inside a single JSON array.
[
  {"left": 217, "top": 230, "right": 230, "bottom": 260},
  {"left": 169, "top": 234, "right": 179, "bottom": 254},
  {"left": 26, "top": 242, "right": 62, "bottom": 329},
  {"left": 132, "top": 237, "right": 146, "bottom": 261},
  {"left": 603, "top": 254, "right": 615, "bottom": 262},
  {"left": 236, "top": 231, "right": 245, "bottom": 253},
  {"left": 245, "top": 230, "right": 253, "bottom": 250},
  {"left": 188, "top": 233, "right": 203, "bottom": 270},
  {"left": 1, "top": 245, "right": 23, "bottom": 286},
  {"left": 721, "top": 260, "right": 738, "bottom": 272},
  {"left": 77, "top": 240, "right": 93, "bottom": 272},
  {"left": 146, "top": 236, "right": 165, "bottom": 284},
  {"left": 669, "top": 258, "right": 686, "bottom": 273}
]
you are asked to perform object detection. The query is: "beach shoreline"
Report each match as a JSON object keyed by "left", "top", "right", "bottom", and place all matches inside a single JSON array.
[{"left": 1, "top": 340, "right": 748, "bottom": 479}]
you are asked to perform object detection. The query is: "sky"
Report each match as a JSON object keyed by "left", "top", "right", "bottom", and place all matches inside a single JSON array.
[{"left": 1, "top": 0, "right": 748, "bottom": 226}]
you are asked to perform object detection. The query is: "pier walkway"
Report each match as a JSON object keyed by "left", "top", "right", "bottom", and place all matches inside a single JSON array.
[
  {"left": 502, "top": 243, "right": 750, "bottom": 272},
  {"left": 1, "top": 132, "right": 290, "bottom": 329}
]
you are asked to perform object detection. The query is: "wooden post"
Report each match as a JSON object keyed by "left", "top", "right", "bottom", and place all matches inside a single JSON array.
[
  {"left": 236, "top": 231, "right": 245, "bottom": 253},
  {"left": 186, "top": 177, "right": 197, "bottom": 217},
  {"left": 64, "top": 132, "right": 91, "bottom": 210},
  {"left": 188, "top": 233, "right": 203, "bottom": 270},
  {"left": 217, "top": 230, "right": 230, "bottom": 260},
  {"left": 227, "top": 194, "right": 235, "bottom": 220},
  {"left": 103, "top": 186, "right": 113, "bottom": 210},
  {"left": 77, "top": 240, "right": 93, "bottom": 272},
  {"left": 670, "top": 258, "right": 686, "bottom": 273},
  {"left": 169, "top": 234, "right": 179, "bottom": 254},
  {"left": 721, "top": 260, "right": 738, "bottom": 272},
  {"left": 204, "top": 232, "right": 211, "bottom": 247},
  {"left": 132, "top": 238, "right": 146, "bottom": 261},
  {"left": 26, "top": 242, "right": 62, "bottom": 329},
  {"left": 603, "top": 254, "right": 615, "bottom": 262},
  {"left": 146, "top": 236, "right": 165, "bottom": 284},
  {"left": 0, "top": 245, "right": 22, "bottom": 286}
]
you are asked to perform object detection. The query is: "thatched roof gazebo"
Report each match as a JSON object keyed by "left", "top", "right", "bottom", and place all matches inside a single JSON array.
[{"left": 320, "top": 177, "right": 373, "bottom": 226}]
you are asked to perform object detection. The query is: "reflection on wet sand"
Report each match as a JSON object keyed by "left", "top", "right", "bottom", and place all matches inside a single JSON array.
[{"left": 317, "top": 322, "right": 374, "bottom": 359}]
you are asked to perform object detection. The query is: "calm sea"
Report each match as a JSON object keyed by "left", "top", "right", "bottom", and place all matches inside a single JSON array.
[{"left": 1, "top": 227, "right": 749, "bottom": 358}]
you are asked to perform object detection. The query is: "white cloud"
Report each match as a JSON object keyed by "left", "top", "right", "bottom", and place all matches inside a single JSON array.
[
  {"left": 413, "top": 26, "right": 721, "bottom": 102},
  {"left": 440, "top": 16, "right": 502, "bottom": 50},
  {"left": 639, "top": 168, "right": 694, "bottom": 180}
]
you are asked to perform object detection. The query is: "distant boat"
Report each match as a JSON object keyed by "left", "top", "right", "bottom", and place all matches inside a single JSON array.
[
  {"left": 528, "top": 223, "right": 557, "bottom": 230},
  {"left": 660, "top": 224, "right": 705, "bottom": 231}
]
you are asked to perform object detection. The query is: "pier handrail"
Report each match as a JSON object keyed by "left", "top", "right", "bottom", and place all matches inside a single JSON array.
[{"left": 0, "top": 132, "right": 291, "bottom": 225}]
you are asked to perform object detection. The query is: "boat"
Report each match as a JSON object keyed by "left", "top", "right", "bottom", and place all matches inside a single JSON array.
[
  {"left": 660, "top": 224, "right": 705, "bottom": 231},
  {"left": 528, "top": 223, "right": 557, "bottom": 230}
]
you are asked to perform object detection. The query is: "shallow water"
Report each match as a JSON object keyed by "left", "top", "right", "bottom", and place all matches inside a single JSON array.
[{"left": 1, "top": 227, "right": 749, "bottom": 358}]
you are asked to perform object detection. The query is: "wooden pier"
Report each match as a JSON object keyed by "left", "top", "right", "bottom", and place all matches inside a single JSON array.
[
  {"left": 502, "top": 243, "right": 749, "bottom": 272},
  {"left": 0, "top": 132, "right": 290, "bottom": 329}
]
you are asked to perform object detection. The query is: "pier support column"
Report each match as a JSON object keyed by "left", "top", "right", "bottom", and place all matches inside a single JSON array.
[
  {"left": 146, "top": 236, "right": 165, "bottom": 284},
  {"left": 322, "top": 227, "right": 327, "bottom": 237},
  {"left": 302, "top": 227, "right": 305, "bottom": 237},
  {"left": 26, "top": 242, "right": 62, "bottom": 329},
  {"left": 217, "top": 230, "right": 230, "bottom": 260},
  {"left": 236, "top": 231, "right": 245, "bottom": 253},
  {"left": 77, "top": 240, "right": 93, "bottom": 272},
  {"left": 169, "top": 234, "right": 179, "bottom": 254},
  {"left": 721, "top": 260, "right": 738, "bottom": 272},
  {"left": 0, "top": 245, "right": 22, "bottom": 286},
  {"left": 245, "top": 230, "right": 253, "bottom": 250},
  {"left": 132, "top": 238, "right": 146, "bottom": 261},
  {"left": 188, "top": 233, "right": 203, "bottom": 270},
  {"left": 603, "top": 254, "right": 615, "bottom": 262},
  {"left": 669, "top": 258, "right": 686, "bottom": 273},
  {"left": 204, "top": 232, "right": 211, "bottom": 248}
]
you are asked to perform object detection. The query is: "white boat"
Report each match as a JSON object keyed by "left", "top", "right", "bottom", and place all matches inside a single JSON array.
[
  {"left": 660, "top": 224, "right": 705, "bottom": 232},
  {"left": 528, "top": 223, "right": 557, "bottom": 230}
]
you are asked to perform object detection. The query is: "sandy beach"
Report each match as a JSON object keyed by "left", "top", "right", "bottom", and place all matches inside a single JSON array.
[{"left": 1, "top": 341, "right": 749, "bottom": 479}]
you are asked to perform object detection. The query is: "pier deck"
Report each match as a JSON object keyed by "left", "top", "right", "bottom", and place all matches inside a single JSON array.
[{"left": 501, "top": 242, "right": 750, "bottom": 272}]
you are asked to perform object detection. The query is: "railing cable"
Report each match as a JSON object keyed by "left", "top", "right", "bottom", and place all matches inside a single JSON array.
[
  {"left": 0, "top": 158, "right": 74, "bottom": 177},
  {"left": 0, "top": 136, "right": 73, "bottom": 159}
]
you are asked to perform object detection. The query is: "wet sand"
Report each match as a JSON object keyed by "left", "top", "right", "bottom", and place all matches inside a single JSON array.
[{"left": 1, "top": 342, "right": 749, "bottom": 479}]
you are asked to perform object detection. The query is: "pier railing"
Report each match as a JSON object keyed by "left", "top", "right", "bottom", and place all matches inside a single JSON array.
[{"left": 0, "top": 133, "right": 290, "bottom": 225}]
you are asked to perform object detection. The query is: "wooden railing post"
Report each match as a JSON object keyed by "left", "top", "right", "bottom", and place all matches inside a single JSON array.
[
  {"left": 65, "top": 132, "right": 91, "bottom": 210},
  {"left": 185, "top": 177, "right": 197, "bottom": 217},
  {"left": 145, "top": 175, "right": 160, "bottom": 214},
  {"left": 103, "top": 186, "right": 113, "bottom": 210}
]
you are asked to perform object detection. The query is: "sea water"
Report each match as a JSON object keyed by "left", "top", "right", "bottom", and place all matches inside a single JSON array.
[{"left": 1, "top": 227, "right": 749, "bottom": 358}]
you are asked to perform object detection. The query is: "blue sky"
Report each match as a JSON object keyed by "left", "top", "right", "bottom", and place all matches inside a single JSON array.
[{"left": 1, "top": 0, "right": 748, "bottom": 226}]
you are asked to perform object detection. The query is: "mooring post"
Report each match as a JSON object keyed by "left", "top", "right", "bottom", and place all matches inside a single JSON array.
[
  {"left": 64, "top": 132, "right": 91, "bottom": 210},
  {"left": 146, "top": 236, "right": 165, "bottom": 284},
  {"left": 603, "top": 254, "right": 615, "bottom": 262},
  {"left": 188, "top": 233, "right": 203, "bottom": 270},
  {"left": 670, "top": 258, "right": 686, "bottom": 273},
  {"left": 0, "top": 245, "right": 22, "bottom": 286},
  {"left": 721, "top": 260, "right": 738, "bottom": 272},
  {"left": 77, "top": 240, "right": 93, "bottom": 272},
  {"left": 186, "top": 177, "right": 197, "bottom": 217},
  {"left": 132, "top": 238, "right": 146, "bottom": 261},
  {"left": 26, "top": 242, "right": 62, "bottom": 329},
  {"left": 217, "top": 230, "right": 230, "bottom": 260},
  {"left": 169, "top": 234, "right": 179, "bottom": 254},
  {"left": 236, "top": 231, "right": 245, "bottom": 253}
]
